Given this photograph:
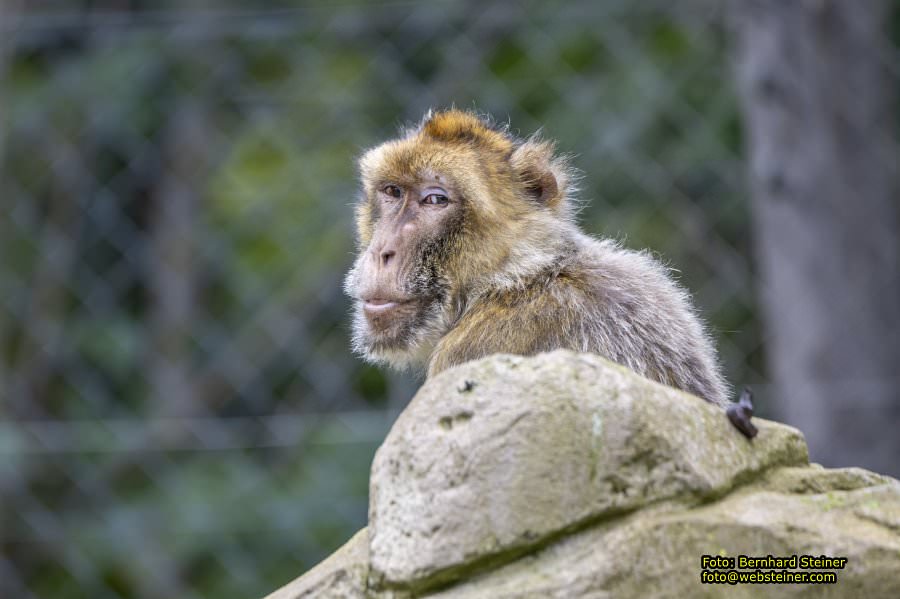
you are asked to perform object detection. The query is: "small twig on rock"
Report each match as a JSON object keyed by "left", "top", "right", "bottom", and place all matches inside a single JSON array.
[{"left": 727, "top": 387, "right": 758, "bottom": 439}]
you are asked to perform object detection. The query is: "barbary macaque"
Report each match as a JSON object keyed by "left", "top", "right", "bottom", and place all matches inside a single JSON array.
[{"left": 345, "top": 109, "right": 754, "bottom": 436}]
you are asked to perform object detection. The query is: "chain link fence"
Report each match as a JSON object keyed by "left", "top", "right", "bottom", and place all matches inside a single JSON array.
[{"left": 2, "top": 1, "right": 879, "bottom": 597}]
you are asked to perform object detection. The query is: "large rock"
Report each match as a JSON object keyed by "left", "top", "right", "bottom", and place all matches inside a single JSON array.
[
  {"left": 267, "top": 351, "right": 900, "bottom": 598},
  {"left": 368, "top": 351, "right": 807, "bottom": 590}
]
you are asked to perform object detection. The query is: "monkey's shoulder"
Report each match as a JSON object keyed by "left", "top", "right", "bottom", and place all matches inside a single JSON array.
[
  {"left": 472, "top": 238, "right": 685, "bottom": 318},
  {"left": 575, "top": 237, "right": 696, "bottom": 310}
]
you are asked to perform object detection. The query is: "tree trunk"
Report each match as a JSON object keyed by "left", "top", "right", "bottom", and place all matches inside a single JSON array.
[
  {"left": 0, "top": 0, "right": 11, "bottom": 397},
  {"left": 731, "top": 0, "right": 900, "bottom": 475}
]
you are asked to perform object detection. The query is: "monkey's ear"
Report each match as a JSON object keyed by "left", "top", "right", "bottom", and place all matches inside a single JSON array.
[{"left": 510, "top": 138, "right": 566, "bottom": 209}]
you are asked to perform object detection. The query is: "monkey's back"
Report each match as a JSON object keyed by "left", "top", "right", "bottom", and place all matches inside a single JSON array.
[{"left": 429, "top": 235, "right": 730, "bottom": 407}]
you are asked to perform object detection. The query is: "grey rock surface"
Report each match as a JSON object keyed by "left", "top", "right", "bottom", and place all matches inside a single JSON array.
[{"left": 267, "top": 351, "right": 900, "bottom": 599}]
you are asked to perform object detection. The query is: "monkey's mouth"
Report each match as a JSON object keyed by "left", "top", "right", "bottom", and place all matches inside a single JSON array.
[
  {"left": 363, "top": 298, "right": 411, "bottom": 314},
  {"left": 353, "top": 291, "right": 444, "bottom": 357},
  {"left": 360, "top": 296, "right": 421, "bottom": 335}
]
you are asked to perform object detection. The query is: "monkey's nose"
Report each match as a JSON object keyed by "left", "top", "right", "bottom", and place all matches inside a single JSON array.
[{"left": 380, "top": 249, "right": 396, "bottom": 267}]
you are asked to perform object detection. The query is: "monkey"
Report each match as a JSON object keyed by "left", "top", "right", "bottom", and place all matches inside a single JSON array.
[{"left": 344, "top": 108, "right": 750, "bottom": 432}]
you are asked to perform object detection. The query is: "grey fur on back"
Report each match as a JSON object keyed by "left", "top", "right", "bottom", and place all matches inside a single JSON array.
[{"left": 567, "top": 233, "right": 730, "bottom": 406}]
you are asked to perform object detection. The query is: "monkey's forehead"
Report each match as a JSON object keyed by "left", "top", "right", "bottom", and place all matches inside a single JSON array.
[{"left": 358, "top": 138, "right": 508, "bottom": 189}]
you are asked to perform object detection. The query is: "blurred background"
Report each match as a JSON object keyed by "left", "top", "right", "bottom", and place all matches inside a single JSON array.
[{"left": 1, "top": 1, "right": 897, "bottom": 598}]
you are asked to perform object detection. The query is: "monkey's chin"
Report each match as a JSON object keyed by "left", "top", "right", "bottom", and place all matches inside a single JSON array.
[{"left": 350, "top": 299, "right": 445, "bottom": 370}]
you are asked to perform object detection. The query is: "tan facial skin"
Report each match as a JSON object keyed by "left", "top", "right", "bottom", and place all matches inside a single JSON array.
[{"left": 351, "top": 175, "right": 459, "bottom": 355}]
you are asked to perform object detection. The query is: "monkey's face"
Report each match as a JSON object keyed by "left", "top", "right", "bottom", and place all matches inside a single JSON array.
[
  {"left": 345, "top": 170, "right": 462, "bottom": 367},
  {"left": 345, "top": 109, "right": 574, "bottom": 370}
]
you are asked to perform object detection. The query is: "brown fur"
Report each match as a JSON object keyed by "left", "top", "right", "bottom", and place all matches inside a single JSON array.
[{"left": 345, "top": 109, "right": 729, "bottom": 406}]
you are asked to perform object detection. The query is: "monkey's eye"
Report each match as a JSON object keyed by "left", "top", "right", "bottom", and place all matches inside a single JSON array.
[
  {"left": 422, "top": 194, "right": 449, "bottom": 206},
  {"left": 382, "top": 185, "right": 403, "bottom": 199}
]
